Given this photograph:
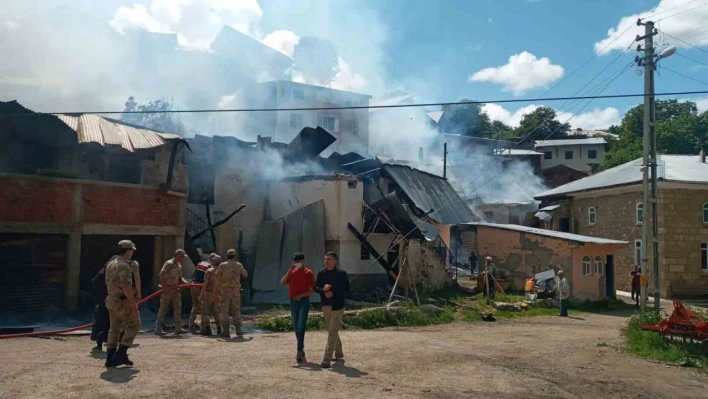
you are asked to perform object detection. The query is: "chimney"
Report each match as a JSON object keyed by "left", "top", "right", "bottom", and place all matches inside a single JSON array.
[
  {"left": 700, "top": 148, "right": 706, "bottom": 164},
  {"left": 419, "top": 147, "right": 424, "bottom": 162}
]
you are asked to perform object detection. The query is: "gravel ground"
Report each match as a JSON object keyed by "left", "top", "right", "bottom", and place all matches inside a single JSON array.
[{"left": 0, "top": 312, "right": 706, "bottom": 399}]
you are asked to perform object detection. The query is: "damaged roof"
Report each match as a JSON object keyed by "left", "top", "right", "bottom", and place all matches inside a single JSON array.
[
  {"left": 535, "top": 155, "right": 708, "bottom": 199},
  {"left": 535, "top": 138, "right": 607, "bottom": 147},
  {"left": 56, "top": 114, "right": 181, "bottom": 152},
  {"left": 472, "top": 223, "right": 628, "bottom": 245},
  {"left": 383, "top": 164, "right": 477, "bottom": 225}
]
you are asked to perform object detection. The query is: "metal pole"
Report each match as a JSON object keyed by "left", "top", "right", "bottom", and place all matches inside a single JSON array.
[
  {"left": 638, "top": 20, "right": 656, "bottom": 312},
  {"left": 443, "top": 142, "right": 448, "bottom": 179}
]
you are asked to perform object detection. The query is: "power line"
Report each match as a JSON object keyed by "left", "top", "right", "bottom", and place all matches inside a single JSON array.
[
  {"left": 657, "top": 28, "right": 708, "bottom": 57},
  {"left": 643, "top": 0, "right": 702, "bottom": 20},
  {"left": 657, "top": 2, "right": 708, "bottom": 22},
  {"left": 675, "top": 52, "right": 708, "bottom": 68},
  {"left": 661, "top": 65, "right": 708, "bottom": 86},
  {"left": 6, "top": 91, "right": 708, "bottom": 117},
  {"left": 677, "top": 25, "right": 708, "bottom": 39}
]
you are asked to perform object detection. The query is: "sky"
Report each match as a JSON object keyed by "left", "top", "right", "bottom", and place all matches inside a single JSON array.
[{"left": 3, "top": 0, "right": 708, "bottom": 130}]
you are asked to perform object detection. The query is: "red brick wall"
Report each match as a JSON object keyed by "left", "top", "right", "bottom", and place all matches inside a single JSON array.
[
  {"left": 82, "top": 185, "right": 181, "bottom": 226},
  {"left": 0, "top": 175, "right": 182, "bottom": 227},
  {"left": 0, "top": 176, "right": 74, "bottom": 223}
]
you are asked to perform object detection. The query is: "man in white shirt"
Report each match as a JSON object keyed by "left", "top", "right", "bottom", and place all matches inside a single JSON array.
[{"left": 557, "top": 270, "right": 570, "bottom": 317}]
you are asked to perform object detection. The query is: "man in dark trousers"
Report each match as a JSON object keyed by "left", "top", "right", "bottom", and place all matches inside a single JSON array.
[
  {"left": 90, "top": 266, "right": 109, "bottom": 352},
  {"left": 315, "top": 252, "right": 349, "bottom": 369},
  {"left": 630, "top": 266, "right": 641, "bottom": 306},
  {"left": 468, "top": 252, "right": 478, "bottom": 273}
]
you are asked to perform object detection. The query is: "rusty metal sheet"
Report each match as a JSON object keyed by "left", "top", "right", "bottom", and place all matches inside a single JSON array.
[
  {"left": 76, "top": 114, "right": 104, "bottom": 145},
  {"left": 114, "top": 124, "right": 136, "bottom": 152},
  {"left": 98, "top": 117, "right": 122, "bottom": 146}
]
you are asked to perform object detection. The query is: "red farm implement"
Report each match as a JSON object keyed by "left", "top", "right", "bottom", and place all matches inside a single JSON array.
[{"left": 640, "top": 301, "right": 708, "bottom": 355}]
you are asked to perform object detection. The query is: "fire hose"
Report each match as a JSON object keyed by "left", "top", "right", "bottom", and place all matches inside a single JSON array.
[{"left": 0, "top": 283, "right": 202, "bottom": 340}]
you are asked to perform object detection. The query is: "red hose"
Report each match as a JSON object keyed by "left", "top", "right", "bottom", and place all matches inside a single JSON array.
[{"left": 0, "top": 283, "right": 201, "bottom": 340}]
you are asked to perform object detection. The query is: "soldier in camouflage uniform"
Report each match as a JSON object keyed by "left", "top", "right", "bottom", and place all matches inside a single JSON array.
[
  {"left": 215, "top": 249, "right": 248, "bottom": 338},
  {"left": 199, "top": 254, "right": 222, "bottom": 336},
  {"left": 104, "top": 240, "right": 141, "bottom": 368},
  {"left": 154, "top": 249, "right": 189, "bottom": 335}
]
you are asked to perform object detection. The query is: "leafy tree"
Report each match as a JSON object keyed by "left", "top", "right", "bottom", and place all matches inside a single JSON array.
[
  {"left": 440, "top": 100, "right": 487, "bottom": 137},
  {"left": 489, "top": 120, "right": 515, "bottom": 139},
  {"left": 121, "top": 96, "right": 186, "bottom": 135},
  {"left": 514, "top": 107, "right": 570, "bottom": 141}
]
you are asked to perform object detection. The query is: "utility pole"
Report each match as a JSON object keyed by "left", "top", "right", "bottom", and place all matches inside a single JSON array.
[
  {"left": 636, "top": 19, "right": 660, "bottom": 312},
  {"left": 443, "top": 142, "right": 448, "bottom": 179}
]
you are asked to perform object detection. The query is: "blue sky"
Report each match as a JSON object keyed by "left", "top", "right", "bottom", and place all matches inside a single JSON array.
[{"left": 4, "top": 0, "right": 708, "bottom": 129}]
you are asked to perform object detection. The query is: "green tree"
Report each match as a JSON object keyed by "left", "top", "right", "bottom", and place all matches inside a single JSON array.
[
  {"left": 514, "top": 107, "right": 570, "bottom": 141},
  {"left": 440, "top": 100, "right": 490, "bottom": 137},
  {"left": 121, "top": 96, "right": 186, "bottom": 135},
  {"left": 489, "top": 120, "right": 515, "bottom": 139}
]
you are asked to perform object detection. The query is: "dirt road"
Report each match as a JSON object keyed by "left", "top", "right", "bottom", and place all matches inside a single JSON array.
[{"left": 0, "top": 312, "right": 705, "bottom": 399}]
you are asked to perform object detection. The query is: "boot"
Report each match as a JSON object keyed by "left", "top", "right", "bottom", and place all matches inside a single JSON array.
[
  {"left": 216, "top": 325, "right": 223, "bottom": 336},
  {"left": 174, "top": 319, "right": 187, "bottom": 335},
  {"left": 154, "top": 321, "right": 163, "bottom": 335},
  {"left": 219, "top": 324, "right": 230, "bottom": 338},
  {"left": 188, "top": 320, "right": 198, "bottom": 333},
  {"left": 235, "top": 324, "right": 244, "bottom": 337},
  {"left": 200, "top": 325, "right": 212, "bottom": 336},
  {"left": 104, "top": 347, "right": 117, "bottom": 367},
  {"left": 92, "top": 341, "right": 103, "bottom": 352},
  {"left": 110, "top": 344, "right": 134, "bottom": 367}
]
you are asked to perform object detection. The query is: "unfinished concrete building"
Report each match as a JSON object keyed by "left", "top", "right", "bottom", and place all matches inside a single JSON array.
[{"left": 0, "top": 101, "right": 188, "bottom": 315}]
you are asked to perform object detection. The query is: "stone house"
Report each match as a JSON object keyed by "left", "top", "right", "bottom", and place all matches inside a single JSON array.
[
  {"left": 456, "top": 223, "right": 625, "bottom": 300},
  {"left": 535, "top": 138, "right": 607, "bottom": 173},
  {"left": 535, "top": 155, "right": 708, "bottom": 298},
  {"left": 0, "top": 101, "right": 188, "bottom": 314}
]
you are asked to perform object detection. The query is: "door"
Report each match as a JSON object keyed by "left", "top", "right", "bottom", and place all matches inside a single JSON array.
[
  {"left": 560, "top": 218, "right": 571, "bottom": 233},
  {"left": 605, "top": 255, "right": 615, "bottom": 299}
]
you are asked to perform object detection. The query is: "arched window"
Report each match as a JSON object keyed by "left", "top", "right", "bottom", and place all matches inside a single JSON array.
[
  {"left": 703, "top": 202, "right": 708, "bottom": 224},
  {"left": 582, "top": 256, "right": 592, "bottom": 276},
  {"left": 594, "top": 256, "right": 604, "bottom": 275},
  {"left": 588, "top": 207, "right": 596, "bottom": 225},
  {"left": 636, "top": 203, "right": 644, "bottom": 224}
]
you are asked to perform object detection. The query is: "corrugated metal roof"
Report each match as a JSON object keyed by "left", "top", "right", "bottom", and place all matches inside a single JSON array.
[
  {"left": 472, "top": 222, "right": 627, "bottom": 244},
  {"left": 535, "top": 155, "right": 708, "bottom": 199},
  {"left": 535, "top": 138, "right": 607, "bottom": 147},
  {"left": 427, "top": 111, "right": 444, "bottom": 123},
  {"left": 383, "top": 164, "right": 477, "bottom": 225},
  {"left": 56, "top": 114, "right": 179, "bottom": 152},
  {"left": 498, "top": 149, "right": 543, "bottom": 156}
]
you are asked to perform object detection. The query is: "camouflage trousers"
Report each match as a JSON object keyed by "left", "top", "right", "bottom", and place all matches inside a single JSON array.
[
  {"left": 220, "top": 291, "right": 242, "bottom": 330},
  {"left": 200, "top": 293, "right": 221, "bottom": 329},
  {"left": 105, "top": 295, "right": 140, "bottom": 349},
  {"left": 156, "top": 290, "right": 181, "bottom": 328},
  {"left": 189, "top": 286, "right": 202, "bottom": 324}
]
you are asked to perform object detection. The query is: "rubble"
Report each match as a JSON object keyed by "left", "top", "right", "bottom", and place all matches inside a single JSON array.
[{"left": 492, "top": 302, "right": 532, "bottom": 312}]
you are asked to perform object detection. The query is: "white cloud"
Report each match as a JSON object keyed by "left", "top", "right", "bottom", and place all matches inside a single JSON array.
[
  {"left": 468, "top": 51, "right": 564, "bottom": 96},
  {"left": 261, "top": 29, "right": 299, "bottom": 57},
  {"left": 595, "top": 0, "right": 708, "bottom": 55},
  {"left": 694, "top": 96, "right": 708, "bottom": 113},
  {"left": 482, "top": 103, "right": 621, "bottom": 130},
  {"left": 110, "top": 0, "right": 263, "bottom": 49},
  {"left": 330, "top": 57, "right": 367, "bottom": 93}
]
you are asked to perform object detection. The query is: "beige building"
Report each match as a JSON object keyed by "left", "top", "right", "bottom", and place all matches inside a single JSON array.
[
  {"left": 535, "top": 155, "right": 708, "bottom": 298},
  {"left": 535, "top": 138, "right": 607, "bottom": 173}
]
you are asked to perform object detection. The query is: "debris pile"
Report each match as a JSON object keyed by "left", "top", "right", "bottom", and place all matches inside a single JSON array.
[{"left": 492, "top": 301, "right": 531, "bottom": 312}]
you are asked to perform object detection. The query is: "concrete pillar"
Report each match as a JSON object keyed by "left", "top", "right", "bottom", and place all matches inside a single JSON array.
[{"left": 65, "top": 184, "right": 83, "bottom": 312}]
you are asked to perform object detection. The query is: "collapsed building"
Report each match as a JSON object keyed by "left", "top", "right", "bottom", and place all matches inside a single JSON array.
[{"left": 0, "top": 101, "right": 189, "bottom": 314}]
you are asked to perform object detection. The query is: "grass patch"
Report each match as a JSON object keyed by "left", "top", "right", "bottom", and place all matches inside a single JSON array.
[
  {"left": 256, "top": 305, "right": 455, "bottom": 332},
  {"left": 623, "top": 311, "right": 707, "bottom": 369}
]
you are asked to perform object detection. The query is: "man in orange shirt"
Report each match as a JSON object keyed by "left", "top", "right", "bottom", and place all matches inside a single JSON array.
[{"left": 281, "top": 252, "right": 315, "bottom": 364}]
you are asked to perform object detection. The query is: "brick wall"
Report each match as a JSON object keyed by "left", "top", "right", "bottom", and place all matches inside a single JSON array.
[
  {"left": 0, "top": 175, "right": 183, "bottom": 227},
  {"left": 570, "top": 190, "right": 643, "bottom": 292},
  {"left": 658, "top": 188, "right": 708, "bottom": 296},
  {"left": 0, "top": 176, "right": 74, "bottom": 223},
  {"left": 82, "top": 185, "right": 182, "bottom": 226}
]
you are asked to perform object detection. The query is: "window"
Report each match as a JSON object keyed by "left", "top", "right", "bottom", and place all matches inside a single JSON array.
[
  {"left": 565, "top": 150, "right": 574, "bottom": 160},
  {"left": 634, "top": 240, "right": 642, "bottom": 267},
  {"left": 484, "top": 211, "right": 494, "bottom": 222},
  {"left": 588, "top": 207, "right": 596, "bottom": 225},
  {"left": 636, "top": 203, "right": 644, "bottom": 224},
  {"left": 351, "top": 121, "right": 359, "bottom": 136},
  {"left": 318, "top": 115, "right": 337, "bottom": 131},
  {"left": 703, "top": 202, "right": 708, "bottom": 224},
  {"left": 293, "top": 89, "right": 305, "bottom": 100},
  {"left": 289, "top": 113, "right": 303, "bottom": 129},
  {"left": 594, "top": 256, "right": 604, "bottom": 275},
  {"left": 702, "top": 242, "right": 707, "bottom": 271},
  {"left": 582, "top": 256, "right": 592, "bottom": 276},
  {"left": 588, "top": 149, "right": 597, "bottom": 159},
  {"left": 544, "top": 151, "right": 552, "bottom": 160}
]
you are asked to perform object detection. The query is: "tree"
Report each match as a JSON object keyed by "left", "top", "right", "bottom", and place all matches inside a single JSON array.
[
  {"left": 489, "top": 120, "right": 514, "bottom": 139},
  {"left": 440, "top": 100, "right": 492, "bottom": 137},
  {"left": 514, "top": 107, "right": 570, "bottom": 141},
  {"left": 121, "top": 96, "right": 187, "bottom": 135},
  {"left": 600, "top": 99, "right": 705, "bottom": 170}
]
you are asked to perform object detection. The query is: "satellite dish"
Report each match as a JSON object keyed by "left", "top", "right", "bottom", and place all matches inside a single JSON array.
[{"left": 659, "top": 46, "right": 676, "bottom": 60}]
